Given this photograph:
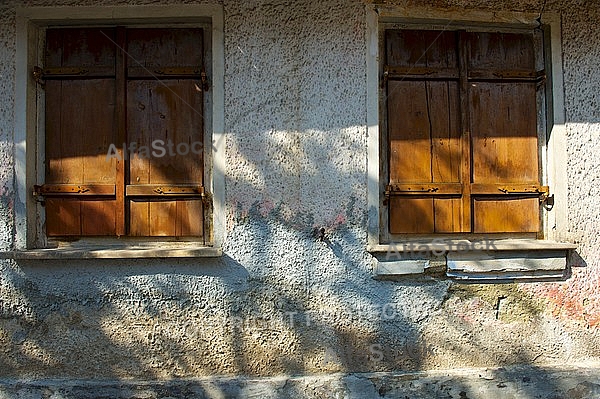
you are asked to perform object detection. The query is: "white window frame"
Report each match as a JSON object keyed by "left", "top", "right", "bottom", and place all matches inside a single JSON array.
[
  {"left": 13, "top": 5, "right": 225, "bottom": 258},
  {"left": 365, "top": 6, "right": 575, "bottom": 277}
]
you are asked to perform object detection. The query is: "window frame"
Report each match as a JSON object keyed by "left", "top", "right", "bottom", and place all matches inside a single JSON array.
[
  {"left": 14, "top": 5, "right": 225, "bottom": 257},
  {"left": 366, "top": 6, "right": 575, "bottom": 273}
]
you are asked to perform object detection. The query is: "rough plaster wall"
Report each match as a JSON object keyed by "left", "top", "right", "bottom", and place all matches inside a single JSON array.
[
  {"left": 0, "top": 5, "right": 15, "bottom": 251},
  {"left": 0, "top": 0, "right": 598, "bottom": 382}
]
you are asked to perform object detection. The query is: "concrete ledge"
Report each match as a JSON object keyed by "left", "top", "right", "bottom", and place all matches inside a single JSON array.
[
  {"left": 0, "top": 246, "right": 222, "bottom": 259},
  {"left": 368, "top": 239, "right": 577, "bottom": 254},
  {"left": 447, "top": 250, "right": 569, "bottom": 280},
  {"left": 0, "top": 364, "right": 599, "bottom": 398}
]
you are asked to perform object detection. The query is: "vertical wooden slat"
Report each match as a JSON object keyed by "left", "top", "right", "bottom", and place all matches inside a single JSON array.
[
  {"left": 429, "top": 80, "right": 462, "bottom": 233},
  {"left": 129, "top": 201, "right": 149, "bottom": 237},
  {"left": 458, "top": 31, "right": 472, "bottom": 233},
  {"left": 115, "top": 27, "right": 127, "bottom": 236}
]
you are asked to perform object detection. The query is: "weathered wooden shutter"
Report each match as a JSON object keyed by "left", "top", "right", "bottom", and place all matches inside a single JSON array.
[
  {"left": 386, "top": 30, "right": 463, "bottom": 234},
  {"left": 385, "top": 29, "right": 544, "bottom": 235},
  {"left": 44, "top": 28, "right": 118, "bottom": 236},
  {"left": 467, "top": 32, "right": 541, "bottom": 233},
  {"left": 126, "top": 28, "right": 205, "bottom": 237},
  {"left": 41, "top": 27, "right": 205, "bottom": 239}
]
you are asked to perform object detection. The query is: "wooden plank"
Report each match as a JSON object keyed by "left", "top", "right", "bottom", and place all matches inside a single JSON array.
[
  {"left": 473, "top": 197, "right": 539, "bottom": 233},
  {"left": 127, "top": 79, "right": 204, "bottom": 185},
  {"left": 129, "top": 200, "right": 149, "bottom": 237},
  {"left": 387, "top": 80, "right": 431, "bottom": 183},
  {"left": 465, "top": 32, "right": 535, "bottom": 71},
  {"left": 149, "top": 201, "right": 177, "bottom": 236},
  {"left": 81, "top": 200, "right": 117, "bottom": 235},
  {"left": 429, "top": 81, "right": 461, "bottom": 184},
  {"left": 45, "top": 28, "right": 116, "bottom": 71},
  {"left": 44, "top": 80, "right": 64, "bottom": 184},
  {"left": 389, "top": 197, "right": 434, "bottom": 234},
  {"left": 428, "top": 80, "right": 462, "bottom": 233},
  {"left": 45, "top": 198, "right": 81, "bottom": 236},
  {"left": 175, "top": 200, "right": 204, "bottom": 237},
  {"left": 434, "top": 198, "right": 462, "bottom": 233},
  {"left": 126, "top": 28, "right": 203, "bottom": 73},
  {"left": 129, "top": 199, "right": 203, "bottom": 237},
  {"left": 470, "top": 82, "right": 539, "bottom": 184},
  {"left": 386, "top": 29, "right": 457, "bottom": 69}
]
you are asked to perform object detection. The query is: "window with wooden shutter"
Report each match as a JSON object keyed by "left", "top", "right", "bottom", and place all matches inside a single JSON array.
[
  {"left": 38, "top": 27, "right": 206, "bottom": 241},
  {"left": 384, "top": 29, "right": 547, "bottom": 237}
]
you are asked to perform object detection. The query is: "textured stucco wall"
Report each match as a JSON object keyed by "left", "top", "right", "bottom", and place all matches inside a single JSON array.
[{"left": 0, "top": 0, "right": 598, "bottom": 383}]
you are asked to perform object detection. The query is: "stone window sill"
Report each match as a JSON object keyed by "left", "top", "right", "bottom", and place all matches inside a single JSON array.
[
  {"left": 369, "top": 239, "right": 577, "bottom": 280},
  {"left": 0, "top": 243, "right": 222, "bottom": 259}
]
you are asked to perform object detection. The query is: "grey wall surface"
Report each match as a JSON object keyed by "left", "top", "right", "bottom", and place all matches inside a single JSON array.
[{"left": 0, "top": 0, "right": 599, "bottom": 386}]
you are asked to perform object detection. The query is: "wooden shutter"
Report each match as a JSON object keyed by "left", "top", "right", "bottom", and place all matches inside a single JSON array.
[
  {"left": 467, "top": 32, "right": 541, "bottom": 233},
  {"left": 126, "top": 29, "right": 205, "bottom": 238},
  {"left": 386, "top": 30, "right": 463, "bottom": 234},
  {"left": 44, "top": 28, "right": 118, "bottom": 236},
  {"left": 41, "top": 27, "right": 205, "bottom": 239},
  {"left": 385, "top": 29, "right": 544, "bottom": 235}
]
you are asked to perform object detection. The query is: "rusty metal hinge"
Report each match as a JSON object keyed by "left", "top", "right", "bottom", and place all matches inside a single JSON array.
[
  {"left": 201, "top": 71, "right": 210, "bottom": 91},
  {"left": 33, "top": 66, "right": 45, "bottom": 89},
  {"left": 382, "top": 66, "right": 389, "bottom": 88}
]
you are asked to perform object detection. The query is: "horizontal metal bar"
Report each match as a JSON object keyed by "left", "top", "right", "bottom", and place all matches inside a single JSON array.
[
  {"left": 42, "top": 66, "right": 115, "bottom": 79},
  {"left": 385, "top": 66, "right": 459, "bottom": 80},
  {"left": 468, "top": 69, "right": 545, "bottom": 82},
  {"left": 126, "top": 185, "right": 204, "bottom": 197},
  {"left": 386, "top": 183, "right": 462, "bottom": 195},
  {"left": 128, "top": 66, "right": 202, "bottom": 78},
  {"left": 471, "top": 184, "right": 549, "bottom": 195},
  {"left": 34, "top": 184, "right": 116, "bottom": 196}
]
